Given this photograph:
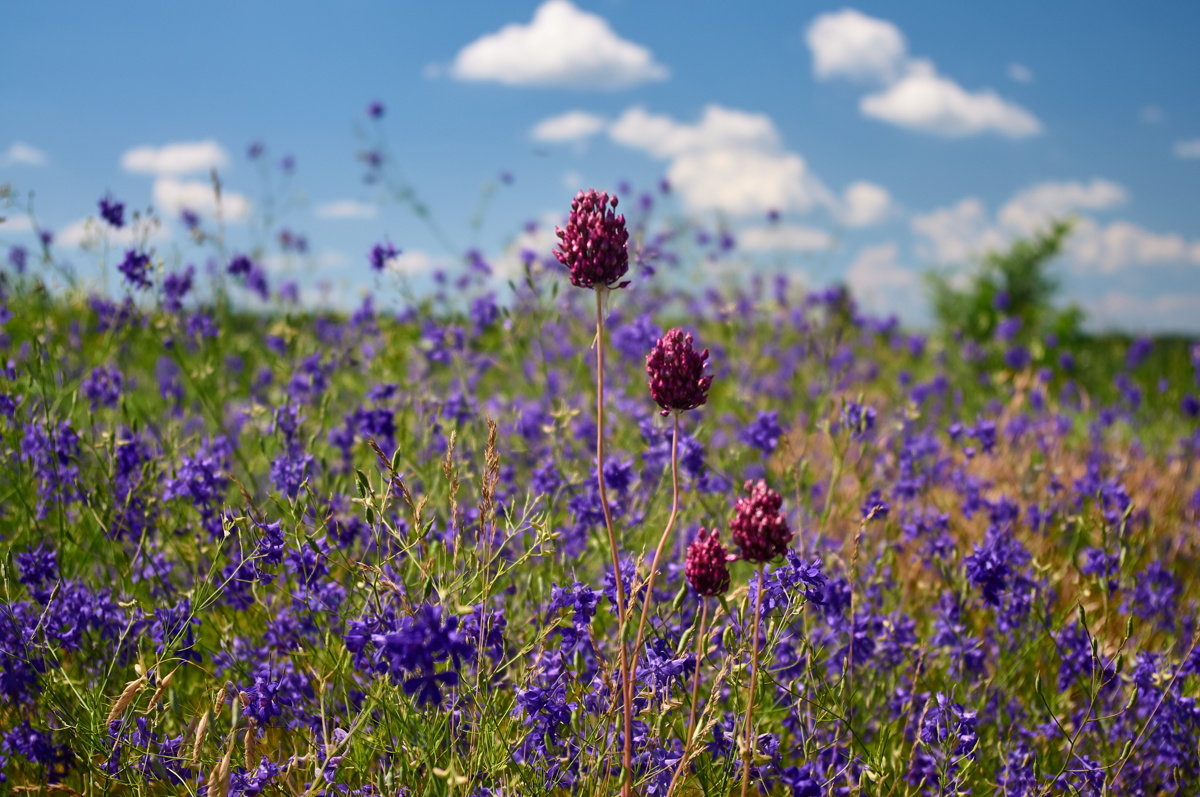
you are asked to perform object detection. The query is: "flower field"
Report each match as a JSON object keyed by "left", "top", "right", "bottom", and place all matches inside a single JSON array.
[{"left": 1, "top": 175, "right": 1199, "bottom": 796}]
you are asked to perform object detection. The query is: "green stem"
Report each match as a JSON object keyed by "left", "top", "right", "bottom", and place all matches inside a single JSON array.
[
  {"left": 593, "top": 288, "right": 633, "bottom": 797},
  {"left": 628, "top": 411, "right": 681, "bottom": 701},
  {"left": 665, "top": 599, "right": 710, "bottom": 797},
  {"left": 741, "top": 565, "right": 766, "bottom": 797}
]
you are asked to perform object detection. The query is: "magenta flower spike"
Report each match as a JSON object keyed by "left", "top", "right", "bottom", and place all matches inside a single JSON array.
[
  {"left": 553, "top": 189, "right": 630, "bottom": 290},
  {"left": 646, "top": 328, "right": 713, "bottom": 416},
  {"left": 730, "top": 479, "right": 793, "bottom": 563},
  {"left": 685, "top": 528, "right": 734, "bottom": 597}
]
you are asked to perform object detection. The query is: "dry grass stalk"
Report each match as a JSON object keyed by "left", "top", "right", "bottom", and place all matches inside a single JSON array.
[{"left": 105, "top": 675, "right": 147, "bottom": 724}]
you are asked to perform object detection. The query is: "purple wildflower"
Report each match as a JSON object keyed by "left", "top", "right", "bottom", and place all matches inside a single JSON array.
[
  {"left": 369, "top": 240, "right": 399, "bottom": 272},
  {"left": 81, "top": 364, "right": 123, "bottom": 409},
  {"left": 99, "top": 194, "right": 125, "bottom": 228},
  {"left": 740, "top": 410, "right": 783, "bottom": 454},
  {"left": 118, "top": 250, "right": 153, "bottom": 290}
]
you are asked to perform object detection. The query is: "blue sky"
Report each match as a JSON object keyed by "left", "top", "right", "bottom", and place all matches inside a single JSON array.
[{"left": 3, "top": 1, "right": 1199, "bottom": 329}]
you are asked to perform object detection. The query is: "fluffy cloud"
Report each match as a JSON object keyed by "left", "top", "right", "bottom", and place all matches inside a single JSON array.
[
  {"left": 914, "top": 182, "right": 1200, "bottom": 273},
  {"left": 845, "top": 243, "right": 922, "bottom": 315},
  {"left": 448, "top": 0, "right": 668, "bottom": 90},
  {"left": 153, "top": 177, "right": 250, "bottom": 221},
  {"left": 121, "top": 140, "right": 229, "bottom": 176},
  {"left": 861, "top": 60, "right": 1042, "bottom": 138},
  {"left": 386, "top": 250, "right": 441, "bottom": 277},
  {"left": 57, "top": 215, "right": 168, "bottom": 248},
  {"left": 998, "top": 179, "right": 1127, "bottom": 234},
  {"left": 491, "top": 220, "right": 561, "bottom": 279},
  {"left": 609, "top": 105, "right": 781, "bottom": 158},
  {"left": 1, "top": 142, "right": 48, "bottom": 167},
  {"left": 911, "top": 197, "right": 1004, "bottom": 262},
  {"left": 1174, "top": 139, "right": 1200, "bottom": 159},
  {"left": 739, "top": 224, "right": 834, "bottom": 252},
  {"left": 807, "top": 9, "right": 1042, "bottom": 138},
  {"left": 0, "top": 216, "right": 34, "bottom": 234},
  {"left": 609, "top": 105, "right": 834, "bottom": 216},
  {"left": 840, "top": 181, "right": 892, "bottom": 227},
  {"left": 1069, "top": 218, "right": 1200, "bottom": 273},
  {"left": 531, "top": 111, "right": 607, "bottom": 142},
  {"left": 805, "top": 9, "right": 907, "bottom": 84},
  {"left": 1090, "top": 291, "right": 1200, "bottom": 332},
  {"left": 314, "top": 200, "right": 378, "bottom": 220}
]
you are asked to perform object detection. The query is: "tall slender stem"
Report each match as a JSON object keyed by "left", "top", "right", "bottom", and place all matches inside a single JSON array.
[
  {"left": 628, "top": 411, "right": 681, "bottom": 698},
  {"left": 665, "top": 599, "right": 710, "bottom": 797},
  {"left": 594, "top": 288, "right": 633, "bottom": 796},
  {"left": 741, "top": 565, "right": 766, "bottom": 797}
]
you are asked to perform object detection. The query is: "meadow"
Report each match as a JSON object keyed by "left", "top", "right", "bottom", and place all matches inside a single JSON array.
[{"left": 0, "top": 151, "right": 1198, "bottom": 796}]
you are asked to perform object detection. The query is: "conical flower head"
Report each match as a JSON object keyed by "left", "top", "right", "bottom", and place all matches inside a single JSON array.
[
  {"left": 646, "top": 328, "right": 713, "bottom": 416},
  {"left": 554, "top": 189, "right": 630, "bottom": 290},
  {"left": 730, "top": 479, "right": 793, "bottom": 563},
  {"left": 685, "top": 528, "right": 733, "bottom": 597}
]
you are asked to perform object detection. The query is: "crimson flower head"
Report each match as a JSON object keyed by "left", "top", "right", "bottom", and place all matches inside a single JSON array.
[
  {"left": 554, "top": 189, "right": 630, "bottom": 290},
  {"left": 730, "top": 480, "right": 793, "bottom": 563},
  {"left": 685, "top": 528, "right": 734, "bottom": 597},
  {"left": 646, "top": 328, "right": 713, "bottom": 416}
]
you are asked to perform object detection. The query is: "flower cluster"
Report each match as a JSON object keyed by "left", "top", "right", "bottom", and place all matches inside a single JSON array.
[
  {"left": 553, "top": 189, "right": 630, "bottom": 290},
  {"left": 684, "top": 528, "right": 733, "bottom": 596},
  {"left": 645, "top": 328, "right": 713, "bottom": 415},
  {"left": 730, "top": 479, "right": 793, "bottom": 563}
]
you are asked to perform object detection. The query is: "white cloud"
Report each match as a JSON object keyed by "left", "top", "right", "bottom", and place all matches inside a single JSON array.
[
  {"left": 739, "top": 224, "right": 834, "bottom": 252},
  {"left": 1173, "top": 139, "right": 1200, "bottom": 159},
  {"left": 911, "top": 197, "right": 1005, "bottom": 263},
  {"left": 1, "top": 142, "right": 48, "bottom": 167},
  {"left": 153, "top": 177, "right": 250, "bottom": 221},
  {"left": 1068, "top": 218, "right": 1200, "bottom": 273},
  {"left": 806, "top": 9, "right": 907, "bottom": 84},
  {"left": 0, "top": 216, "right": 34, "bottom": 234},
  {"left": 807, "top": 10, "right": 1042, "bottom": 139},
  {"left": 916, "top": 185, "right": 1200, "bottom": 274},
  {"left": 998, "top": 179, "right": 1127, "bottom": 234},
  {"left": 861, "top": 60, "right": 1042, "bottom": 138},
  {"left": 57, "top": 215, "right": 168, "bottom": 249},
  {"left": 531, "top": 111, "right": 607, "bottom": 142},
  {"left": 492, "top": 220, "right": 561, "bottom": 280},
  {"left": 1089, "top": 291, "right": 1200, "bottom": 332},
  {"left": 121, "top": 140, "right": 229, "bottom": 176},
  {"left": 386, "top": 250, "right": 439, "bottom": 277},
  {"left": 449, "top": 0, "right": 668, "bottom": 90},
  {"left": 609, "top": 105, "right": 781, "bottom": 158},
  {"left": 609, "top": 105, "right": 834, "bottom": 216},
  {"left": 314, "top": 200, "right": 378, "bottom": 219},
  {"left": 845, "top": 242, "right": 922, "bottom": 315},
  {"left": 1007, "top": 63, "right": 1034, "bottom": 84},
  {"left": 840, "top": 180, "right": 892, "bottom": 227},
  {"left": 667, "top": 149, "right": 829, "bottom": 217},
  {"left": 321, "top": 250, "right": 349, "bottom": 269}
]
